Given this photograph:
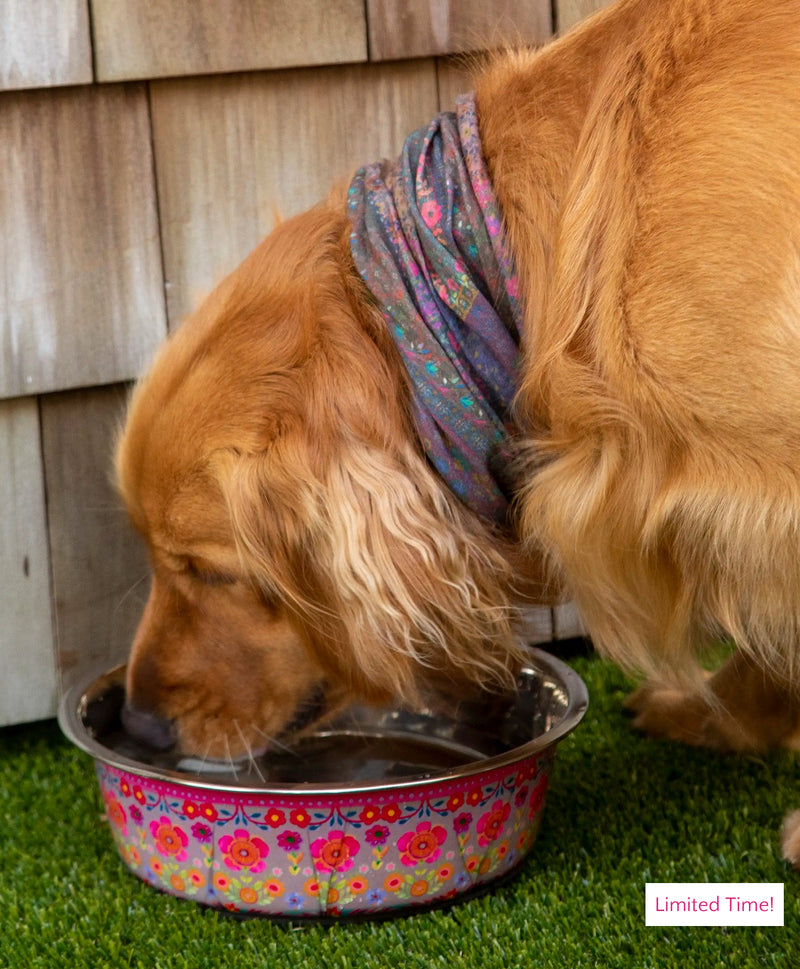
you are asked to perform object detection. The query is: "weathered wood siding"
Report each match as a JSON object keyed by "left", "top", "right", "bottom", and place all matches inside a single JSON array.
[
  {"left": 0, "top": 0, "right": 92, "bottom": 91},
  {"left": 91, "top": 0, "right": 367, "bottom": 82},
  {"left": 150, "top": 62, "right": 440, "bottom": 328},
  {"left": 0, "top": 398, "right": 56, "bottom": 726},
  {"left": 555, "top": 0, "right": 614, "bottom": 34},
  {"left": 366, "top": 0, "right": 551, "bottom": 60},
  {"left": 0, "top": 84, "right": 165, "bottom": 398}
]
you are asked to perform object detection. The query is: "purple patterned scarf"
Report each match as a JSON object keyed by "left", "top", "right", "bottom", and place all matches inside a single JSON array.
[{"left": 347, "top": 93, "right": 523, "bottom": 524}]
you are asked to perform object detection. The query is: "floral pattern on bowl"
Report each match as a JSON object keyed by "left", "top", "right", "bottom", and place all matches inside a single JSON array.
[{"left": 97, "top": 750, "right": 552, "bottom": 917}]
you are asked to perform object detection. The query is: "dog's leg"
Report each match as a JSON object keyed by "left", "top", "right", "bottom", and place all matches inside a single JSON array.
[
  {"left": 625, "top": 650, "right": 800, "bottom": 755},
  {"left": 629, "top": 652, "right": 800, "bottom": 870}
]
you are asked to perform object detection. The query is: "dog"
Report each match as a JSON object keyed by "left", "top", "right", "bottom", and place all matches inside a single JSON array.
[{"left": 116, "top": 0, "right": 800, "bottom": 864}]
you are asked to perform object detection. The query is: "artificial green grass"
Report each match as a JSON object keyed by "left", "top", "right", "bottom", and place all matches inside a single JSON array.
[{"left": 1, "top": 654, "right": 797, "bottom": 968}]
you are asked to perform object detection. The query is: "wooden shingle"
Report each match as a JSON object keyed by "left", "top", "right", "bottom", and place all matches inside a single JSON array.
[
  {"left": 367, "top": 0, "right": 551, "bottom": 60},
  {"left": 555, "top": 0, "right": 612, "bottom": 34},
  {"left": 436, "top": 58, "right": 474, "bottom": 111},
  {"left": 0, "top": 397, "right": 57, "bottom": 725},
  {"left": 150, "top": 61, "right": 439, "bottom": 328},
  {"left": 92, "top": 0, "right": 367, "bottom": 82},
  {"left": 553, "top": 602, "right": 588, "bottom": 641},
  {"left": 41, "top": 385, "right": 150, "bottom": 692},
  {"left": 0, "top": 84, "right": 166, "bottom": 399},
  {"left": 0, "top": 0, "right": 92, "bottom": 92}
]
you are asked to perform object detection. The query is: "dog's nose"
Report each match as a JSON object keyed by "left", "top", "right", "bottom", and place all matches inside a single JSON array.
[{"left": 121, "top": 701, "right": 177, "bottom": 751}]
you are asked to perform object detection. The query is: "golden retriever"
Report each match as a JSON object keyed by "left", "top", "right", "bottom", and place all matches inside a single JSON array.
[{"left": 116, "top": 0, "right": 800, "bottom": 863}]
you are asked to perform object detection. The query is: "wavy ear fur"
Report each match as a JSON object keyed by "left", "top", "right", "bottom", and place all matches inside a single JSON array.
[{"left": 221, "top": 436, "right": 523, "bottom": 704}]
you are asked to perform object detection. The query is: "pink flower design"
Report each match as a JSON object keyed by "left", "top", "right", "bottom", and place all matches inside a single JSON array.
[
  {"left": 420, "top": 199, "right": 442, "bottom": 229},
  {"left": 218, "top": 829, "right": 270, "bottom": 872},
  {"left": 453, "top": 812, "right": 472, "bottom": 834},
  {"left": 277, "top": 830, "right": 303, "bottom": 851},
  {"left": 149, "top": 816, "right": 189, "bottom": 861},
  {"left": 191, "top": 821, "right": 213, "bottom": 843},
  {"left": 309, "top": 832, "right": 360, "bottom": 873},
  {"left": 365, "top": 824, "right": 391, "bottom": 846},
  {"left": 476, "top": 801, "right": 510, "bottom": 847},
  {"left": 396, "top": 821, "right": 447, "bottom": 867}
]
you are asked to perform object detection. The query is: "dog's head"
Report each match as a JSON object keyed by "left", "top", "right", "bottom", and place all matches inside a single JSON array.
[{"left": 116, "top": 197, "right": 527, "bottom": 762}]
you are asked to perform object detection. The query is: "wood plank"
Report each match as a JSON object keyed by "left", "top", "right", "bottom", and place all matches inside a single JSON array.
[
  {"left": 0, "top": 84, "right": 166, "bottom": 399},
  {"left": 0, "top": 0, "right": 92, "bottom": 91},
  {"left": 41, "top": 385, "right": 150, "bottom": 693},
  {"left": 553, "top": 602, "right": 587, "bottom": 640},
  {"left": 517, "top": 605, "right": 555, "bottom": 645},
  {"left": 436, "top": 58, "right": 475, "bottom": 111},
  {"left": 150, "top": 61, "right": 440, "bottom": 328},
  {"left": 555, "top": 0, "right": 613, "bottom": 34},
  {"left": 0, "top": 397, "right": 58, "bottom": 725},
  {"left": 91, "top": 0, "right": 367, "bottom": 83},
  {"left": 368, "top": 0, "right": 551, "bottom": 61}
]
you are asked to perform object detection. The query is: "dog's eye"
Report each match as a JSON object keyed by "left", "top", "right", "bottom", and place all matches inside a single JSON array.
[{"left": 185, "top": 558, "right": 237, "bottom": 587}]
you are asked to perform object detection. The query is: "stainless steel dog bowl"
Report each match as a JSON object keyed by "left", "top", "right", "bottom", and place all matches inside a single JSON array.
[{"left": 58, "top": 648, "right": 587, "bottom": 918}]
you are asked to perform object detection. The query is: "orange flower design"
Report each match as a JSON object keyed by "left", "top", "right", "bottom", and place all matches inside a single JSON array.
[
  {"left": 384, "top": 874, "right": 403, "bottom": 892},
  {"left": 218, "top": 830, "right": 269, "bottom": 873},
  {"left": 310, "top": 832, "right": 360, "bottom": 873},
  {"left": 149, "top": 817, "right": 189, "bottom": 861},
  {"left": 397, "top": 821, "right": 447, "bottom": 867},
  {"left": 104, "top": 795, "right": 127, "bottom": 830},
  {"left": 239, "top": 886, "right": 258, "bottom": 905}
]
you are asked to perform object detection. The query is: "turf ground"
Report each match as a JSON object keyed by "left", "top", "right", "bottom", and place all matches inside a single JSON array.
[{"left": 1, "top": 653, "right": 796, "bottom": 968}]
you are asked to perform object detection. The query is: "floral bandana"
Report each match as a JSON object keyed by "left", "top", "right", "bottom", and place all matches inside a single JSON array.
[{"left": 347, "top": 93, "right": 524, "bottom": 524}]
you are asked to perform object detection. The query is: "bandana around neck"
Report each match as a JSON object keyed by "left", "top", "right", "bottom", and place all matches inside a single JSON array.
[{"left": 347, "top": 93, "right": 524, "bottom": 524}]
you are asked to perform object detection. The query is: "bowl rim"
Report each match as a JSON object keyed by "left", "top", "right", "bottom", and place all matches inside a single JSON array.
[{"left": 58, "top": 647, "right": 588, "bottom": 796}]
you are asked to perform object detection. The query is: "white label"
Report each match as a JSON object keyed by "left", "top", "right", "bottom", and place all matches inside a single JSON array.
[{"left": 645, "top": 883, "right": 784, "bottom": 926}]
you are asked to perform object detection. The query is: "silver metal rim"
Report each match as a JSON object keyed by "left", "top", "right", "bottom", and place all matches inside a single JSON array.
[{"left": 58, "top": 647, "right": 589, "bottom": 796}]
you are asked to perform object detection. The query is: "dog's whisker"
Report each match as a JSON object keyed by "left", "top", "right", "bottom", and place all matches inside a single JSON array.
[
  {"left": 232, "top": 717, "right": 249, "bottom": 757},
  {"left": 113, "top": 571, "right": 151, "bottom": 618},
  {"left": 249, "top": 750, "right": 266, "bottom": 784},
  {"left": 223, "top": 735, "right": 239, "bottom": 780},
  {"left": 250, "top": 723, "right": 302, "bottom": 758},
  {"left": 197, "top": 735, "right": 215, "bottom": 768},
  {"left": 233, "top": 718, "right": 266, "bottom": 783}
]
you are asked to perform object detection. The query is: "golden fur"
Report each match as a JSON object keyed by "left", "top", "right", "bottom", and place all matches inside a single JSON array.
[{"left": 117, "top": 0, "right": 800, "bottom": 862}]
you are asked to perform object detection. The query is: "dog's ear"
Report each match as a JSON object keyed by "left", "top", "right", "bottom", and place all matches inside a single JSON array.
[{"left": 220, "top": 438, "right": 522, "bottom": 703}]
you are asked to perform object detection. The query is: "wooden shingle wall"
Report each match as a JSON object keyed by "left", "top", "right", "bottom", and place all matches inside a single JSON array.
[
  {"left": 555, "top": 0, "right": 614, "bottom": 33},
  {"left": 0, "top": 0, "right": 596, "bottom": 727}
]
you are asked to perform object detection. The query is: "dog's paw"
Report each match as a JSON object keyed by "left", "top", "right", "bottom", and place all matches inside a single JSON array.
[
  {"left": 781, "top": 810, "right": 800, "bottom": 868},
  {"left": 623, "top": 677, "right": 764, "bottom": 753},
  {"left": 624, "top": 680, "right": 725, "bottom": 749}
]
